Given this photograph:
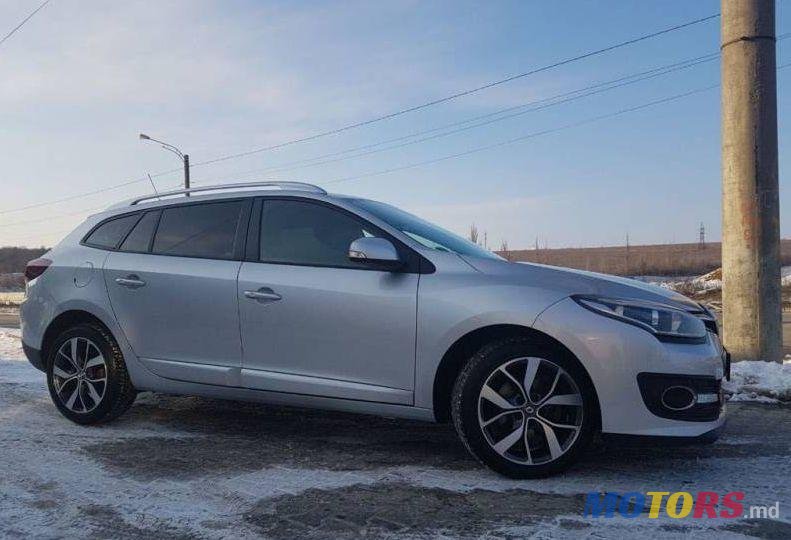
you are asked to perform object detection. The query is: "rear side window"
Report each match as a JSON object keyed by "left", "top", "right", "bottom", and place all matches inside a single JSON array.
[
  {"left": 260, "top": 199, "right": 376, "bottom": 268},
  {"left": 120, "top": 211, "right": 160, "bottom": 253},
  {"left": 152, "top": 201, "right": 243, "bottom": 259},
  {"left": 84, "top": 214, "right": 139, "bottom": 249}
]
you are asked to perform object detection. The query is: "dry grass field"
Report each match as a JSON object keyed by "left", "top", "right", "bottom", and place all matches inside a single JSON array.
[{"left": 504, "top": 239, "right": 791, "bottom": 277}]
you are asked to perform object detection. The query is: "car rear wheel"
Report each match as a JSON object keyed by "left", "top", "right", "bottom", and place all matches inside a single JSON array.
[
  {"left": 46, "top": 323, "right": 137, "bottom": 425},
  {"left": 451, "top": 336, "right": 596, "bottom": 478}
]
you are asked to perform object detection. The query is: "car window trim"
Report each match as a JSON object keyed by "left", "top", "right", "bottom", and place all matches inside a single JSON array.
[
  {"left": 150, "top": 198, "right": 250, "bottom": 261},
  {"left": 249, "top": 196, "right": 428, "bottom": 273},
  {"left": 81, "top": 212, "right": 143, "bottom": 250},
  {"left": 82, "top": 198, "right": 251, "bottom": 262}
]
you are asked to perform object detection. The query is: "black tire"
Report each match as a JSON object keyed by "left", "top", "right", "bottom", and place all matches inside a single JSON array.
[
  {"left": 46, "top": 323, "right": 137, "bottom": 425},
  {"left": 451, "top": 336, "right": 596, "bottom": 478}
]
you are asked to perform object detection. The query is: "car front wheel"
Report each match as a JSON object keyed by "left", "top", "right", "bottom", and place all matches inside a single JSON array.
[{"left": 451, "top": 337, "right": 596, "bottom": 478}]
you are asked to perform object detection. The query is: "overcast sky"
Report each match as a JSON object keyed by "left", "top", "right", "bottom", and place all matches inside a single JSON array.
[{"left": 1, "top": 0, "right": 789, "bottom": 249}]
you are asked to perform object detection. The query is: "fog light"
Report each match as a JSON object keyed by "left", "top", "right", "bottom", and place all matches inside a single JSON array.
[{"left": 661, "top": 386, "right": 697, "bottom": 411}]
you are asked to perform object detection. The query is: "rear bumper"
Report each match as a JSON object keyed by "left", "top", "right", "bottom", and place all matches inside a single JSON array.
[{"left": 22, "top": 341, "right": 45, "bottom": 372}]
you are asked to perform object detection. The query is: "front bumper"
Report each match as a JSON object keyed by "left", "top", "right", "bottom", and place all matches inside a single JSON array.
[
  {"left": 602, "top": 424, "right": 723, "bottom": 446},
  {"left": 534, "top": 297, "right": 726, "bottom": 440}
]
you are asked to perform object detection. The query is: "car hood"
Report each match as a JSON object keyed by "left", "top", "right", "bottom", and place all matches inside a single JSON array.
[{"left": 460, "top": 256, "right": 702, "bottom": 311}]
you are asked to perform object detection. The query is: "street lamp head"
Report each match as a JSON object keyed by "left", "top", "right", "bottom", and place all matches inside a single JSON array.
[{"left": 139, "top": 133, "right": 151, "bottom": 140}]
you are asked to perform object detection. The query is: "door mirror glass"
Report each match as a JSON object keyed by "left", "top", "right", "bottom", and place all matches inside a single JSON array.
[{"left": 348, "top": 237, "right": 401, "bottom": 269}]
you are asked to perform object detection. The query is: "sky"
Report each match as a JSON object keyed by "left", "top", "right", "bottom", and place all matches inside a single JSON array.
[{"left": 0, "top": 0, "right": 789, "bottom": 249}]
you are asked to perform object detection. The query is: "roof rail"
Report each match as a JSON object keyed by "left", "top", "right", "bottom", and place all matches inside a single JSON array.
[{"left": 127, "top": 181, "right": 327, "bottom": 206}]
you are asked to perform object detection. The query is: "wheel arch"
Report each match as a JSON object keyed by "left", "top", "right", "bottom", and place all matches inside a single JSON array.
[
  {"left": 41, "top": 310, "right": 116, "bottom": 367},
  {"left": 432, "top": 324, "right": 601, "bottom": 428}
]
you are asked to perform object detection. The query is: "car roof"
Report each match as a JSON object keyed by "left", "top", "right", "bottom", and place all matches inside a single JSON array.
[{"left": 94, "top": 183, "right": 348, "bottom": 220}]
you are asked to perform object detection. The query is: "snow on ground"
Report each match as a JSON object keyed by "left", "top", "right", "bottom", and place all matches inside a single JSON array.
[
  {"left": 724, "top": 356, "right": 791, "bottom": 402},
  {"left": 0, "top": 291, "right": 25, "bottom": 307},
  {"left": 642, "top": 265, "right": 791, "bottom": 293},
  {"left": 1, "top": 328, "right": 790, "bottom": 537},
  {"left": 0, "top": 326, "right": 22, "bottom": 360}
]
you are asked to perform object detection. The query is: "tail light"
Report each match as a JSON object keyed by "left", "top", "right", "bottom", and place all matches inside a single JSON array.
[{"left": 24, "top": 258, "right": 52, "bottom": 282}]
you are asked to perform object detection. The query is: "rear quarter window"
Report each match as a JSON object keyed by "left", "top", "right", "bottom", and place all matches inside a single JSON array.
[{"left": 83, "top": 214, "right": 140, "bottom": 249}]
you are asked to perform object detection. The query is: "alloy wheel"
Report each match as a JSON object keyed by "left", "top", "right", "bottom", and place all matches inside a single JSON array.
[
  {"left": 52, "top": 337, "right": 107, "bottom": 414},
  {"left": 477, "top": 356, "right": 583, "bottom": 465}
]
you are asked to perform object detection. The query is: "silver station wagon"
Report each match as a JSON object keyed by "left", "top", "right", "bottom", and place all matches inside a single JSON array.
[{"left": 21, "top": 182, "right": 728, "bottom": 477}]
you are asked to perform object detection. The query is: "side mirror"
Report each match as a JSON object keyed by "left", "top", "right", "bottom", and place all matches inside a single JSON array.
[{"left": 348, "top": 237, "right": 402, "bottom": 270}]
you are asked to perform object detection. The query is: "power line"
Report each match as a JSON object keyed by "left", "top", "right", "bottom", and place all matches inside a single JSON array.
[
  {"left": 0, "top": 177, "right": 147, "bottom": 215},
  {"left": 198, "top": 52, "right": 720, "bottom": 182},
  {"left": 321, "top": 85, "right": 722, "bottom": 185},
  {"left": 212, "top": 30, "right": 788, "bottom": 182},
  {"left": 0, "top": 182, "right": 184, "bottom": 227},
  {"left": 321, "top": 62, "right": 791, "bottom": 186},
  {"left": 2, "top": 204, "right": 108, "bottom": 228},
  {"left": 189, "top": 14, "right": 720, "bottom": 169},
  {"left": 6, "top": 49, "right": 719, "bottom": 220},
  {"left": 0, "top": 69, "right": 730, "bottom": 228},
  {"left": 0, "top": 15, "right": 720, "bottom": 218},
  {"left": 0, "top": 0, "right": 51, "bottom": 48},
  {"left": 4, "top": 47, "right": 713, "bottom": 226},
  {"left": 9, "top": 65, "right": 789, "bottom": 238}
]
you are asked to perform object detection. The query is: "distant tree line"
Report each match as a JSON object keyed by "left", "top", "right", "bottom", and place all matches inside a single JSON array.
[
  {"left": 0, "top": 247, "right": 48, "bottom": 274},
  {"left": 501, "top": 240, "right": 791, "bottom": 277}
]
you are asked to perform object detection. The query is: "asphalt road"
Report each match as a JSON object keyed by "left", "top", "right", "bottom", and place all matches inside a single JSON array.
[{"left": 0, "top": 355, "right": 789, "bottom": 539}]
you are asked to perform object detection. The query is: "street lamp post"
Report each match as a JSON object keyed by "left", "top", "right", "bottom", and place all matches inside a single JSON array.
[{"left": 139, "top": 133, "right": 190, "bottom": 193}]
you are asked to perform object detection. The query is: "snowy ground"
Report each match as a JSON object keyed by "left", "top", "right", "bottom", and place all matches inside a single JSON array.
[{"left": 1, "top": 329, "right": 790, "bottom": 539}]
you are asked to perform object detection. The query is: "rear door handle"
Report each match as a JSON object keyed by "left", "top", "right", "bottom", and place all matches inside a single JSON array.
[
  {"left": 115, "top": 275, "right": 146, "bottom": 289},
  {"left": 244, "top": 287, "right": 282, "bottom": 303}
]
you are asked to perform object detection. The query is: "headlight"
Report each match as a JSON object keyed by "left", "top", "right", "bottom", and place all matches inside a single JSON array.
[{"left": 572, "top": 295, "right": 707, "bottom": 342}]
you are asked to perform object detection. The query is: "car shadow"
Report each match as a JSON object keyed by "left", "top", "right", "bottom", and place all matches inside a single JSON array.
[{"left": 82, "top": 395, "right": 789, "bottom": 481}]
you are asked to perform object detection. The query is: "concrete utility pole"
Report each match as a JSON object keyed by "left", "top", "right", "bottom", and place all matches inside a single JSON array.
[{"left": 721, "top": 0, "right": 782, "bottom": 362}]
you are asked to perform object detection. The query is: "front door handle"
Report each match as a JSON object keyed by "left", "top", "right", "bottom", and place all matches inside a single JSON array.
[
  {"left": 115, "top": 275, "right": 146, "bottom": 289},
  {"left": 244, "top": 287, "right": 282, "bottom": 303}
]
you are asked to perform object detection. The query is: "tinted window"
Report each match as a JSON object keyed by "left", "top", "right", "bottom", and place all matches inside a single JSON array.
[
  {"left": 120, "top": 211, "right": 160, "bottom": 253},
  {"left": 84, "top": 214, "right": 139, "bottom": 249},
  {"left": 345, "top": 198, "right": 501, "bottom": 260},
  {"left": 260, "top": 200, "right": 375, "bottom": 267},
  {"left": 152, "top": 202, "right": 242, "bottom": 259}
]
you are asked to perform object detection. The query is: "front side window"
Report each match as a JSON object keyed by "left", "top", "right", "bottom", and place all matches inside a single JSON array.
[
  {"left": 344, "top": 198, "right": 502, "bottom": 260},
  {"left": 260, "top": 200, "right": 375, "bottom": 268},
  {"left": 84, "top": 214, "right": 139, "bottom": 249},
  {"left": 152, "top": 201, "right": 243, "bottom": 259}
]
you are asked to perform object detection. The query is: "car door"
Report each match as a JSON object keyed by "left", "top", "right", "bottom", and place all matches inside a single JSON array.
[
  {"left": 104, "top": 199, "right": 250, "bottom": 385},
  {"left": 237, "top": 198, "right": 419, "bottom": 404}
]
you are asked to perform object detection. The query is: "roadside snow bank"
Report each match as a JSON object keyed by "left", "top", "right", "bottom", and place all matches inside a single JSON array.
[
  {"left": 643, "top": 265, "right": 790, "bottom": 294},
  {"left": 0, "top": 327, "right": 22, "bottom": 361},
  {"left": 724, "top": 357, "right": 791, "bottom": 403}
]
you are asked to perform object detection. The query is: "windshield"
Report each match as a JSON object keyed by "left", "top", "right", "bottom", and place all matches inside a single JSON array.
[{"left": 346, "top": 198, "right": 502, "bottom": 260}]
